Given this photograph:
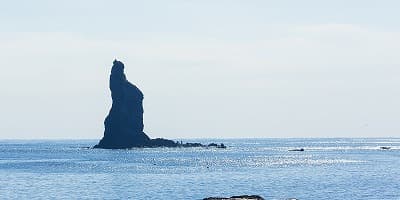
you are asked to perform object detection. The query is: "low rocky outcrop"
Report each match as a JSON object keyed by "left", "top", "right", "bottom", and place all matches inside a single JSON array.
[
  {"left": 94, "top": 60, "right": 225, "bottom": 149},
  {"left": 203, "top": 195, "right": 265, "bottom": 200},
  {"left": 288, "top": 148, "right": 304, "bottom": 152},
  {"left": 208, "top": 143, "right": 227, "bottom": 148}
]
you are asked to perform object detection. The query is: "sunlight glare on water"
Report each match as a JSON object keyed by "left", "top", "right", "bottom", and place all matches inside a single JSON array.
[{"left": 0, "top": 138, "right": 399, "bottom": 199}]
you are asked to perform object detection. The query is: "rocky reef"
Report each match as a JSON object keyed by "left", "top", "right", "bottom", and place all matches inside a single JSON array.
[{"left": 94, "top": 60, "right": 225, "bottom": 149}]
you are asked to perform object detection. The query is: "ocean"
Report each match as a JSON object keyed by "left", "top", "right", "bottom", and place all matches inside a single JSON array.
[{"left": 0, "top": 138, "right": 399, "bottom": 200}]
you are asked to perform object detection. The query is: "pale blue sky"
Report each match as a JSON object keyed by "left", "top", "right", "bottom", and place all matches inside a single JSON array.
[{"left": 1, "top": 0, "right": 399, "bottom": 139}]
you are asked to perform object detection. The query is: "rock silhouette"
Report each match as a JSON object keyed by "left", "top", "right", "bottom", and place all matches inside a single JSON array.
[
  {"left": 288, "top": 148, "right": 304, "bottom": 152},
  {"left": 94, "top": 60, "right": 226, "bottom": 149},
  {"left": 94, "top": 60, "right": 151, "bottom": 149},
  {"left": 203, "top": 195, "right": 265, "bottom": 200}
]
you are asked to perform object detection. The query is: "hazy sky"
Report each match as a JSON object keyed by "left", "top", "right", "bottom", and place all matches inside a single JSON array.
[{"left": 1, "top": 0, "right": 399, "bottom": 139}]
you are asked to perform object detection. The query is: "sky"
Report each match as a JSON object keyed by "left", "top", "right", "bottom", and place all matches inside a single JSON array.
[{"left": 0, "top": 0, "right": 399, "bottom": 139}]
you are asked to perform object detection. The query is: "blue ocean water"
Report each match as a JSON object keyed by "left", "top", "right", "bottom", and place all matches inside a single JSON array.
[{"left": 0, "top": 138, "right": 399, "bottom": 200}]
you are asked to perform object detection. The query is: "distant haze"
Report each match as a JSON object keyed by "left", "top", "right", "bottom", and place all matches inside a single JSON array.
[{"left": 1, "top": 0, "right": 399, "bottom": 139}]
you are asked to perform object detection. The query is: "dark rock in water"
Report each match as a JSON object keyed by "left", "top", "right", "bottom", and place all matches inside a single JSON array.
[
  {"left": 148, "top": 138, "right": 179, "bottom": 147},
  {"left": 203, "top": 195, "right": 265, "bottom": 200},
  {"left": 380, "top": 146, "right": 391, "bottom": 150},
  {"left": 288, "top": 148, "right": 304, "bottom": 152},
  {"left": 208, "top": 143, "right": 218, "bottom": 147},
  {"left": 94, "top": 60, "right": 225, "bottom": 149},
  {"left": 208, "top": 143, "right": 226, "bottom": 148},
  {"left": 218, "top": 143, "right": 227, "bottom": 148}
]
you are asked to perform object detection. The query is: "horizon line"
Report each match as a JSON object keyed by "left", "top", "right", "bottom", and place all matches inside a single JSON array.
[{"left": 0, "top": 136, "right": 399, "bottom": 141}]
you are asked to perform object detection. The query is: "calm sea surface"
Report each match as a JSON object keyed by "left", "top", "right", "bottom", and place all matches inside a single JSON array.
[{"left": 0, "top": 138, "right": 399, "bottom": 200}]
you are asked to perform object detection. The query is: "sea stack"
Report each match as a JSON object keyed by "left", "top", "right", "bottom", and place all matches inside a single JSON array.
[
  {"left": 94, "top": 60, "right": 151, "bottom": 148},
  {"left": 94, "top": 60, "right": 224, "bottom": 149}
]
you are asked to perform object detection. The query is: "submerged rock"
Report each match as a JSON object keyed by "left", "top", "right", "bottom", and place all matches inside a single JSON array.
[
  {"left": 203, "top": 195, "right": 265, "bottom": 200},
  {"left": 94, "top": 60, "right": 225, "bottom": 149}
]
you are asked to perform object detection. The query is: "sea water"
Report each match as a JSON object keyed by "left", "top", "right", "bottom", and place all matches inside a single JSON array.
[{"left": 0, "top": 138, "right": 399, "bottom": 200}]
